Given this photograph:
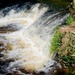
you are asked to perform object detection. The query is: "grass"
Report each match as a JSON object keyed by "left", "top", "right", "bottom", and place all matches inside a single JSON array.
[
  {"left": 66, "top": 15, "right": 74, "bottom": 25},
  {"left": 50, "top": 26, "right": 64, "bottom": 54}
]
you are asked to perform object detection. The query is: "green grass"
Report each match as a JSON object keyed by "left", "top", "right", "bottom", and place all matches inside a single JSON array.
[
  {"left": 66, "top": 15, "right": 74, "bottom": 25},
  {"left": 50, "top": 26, "right": 64, "bottom": 54}
]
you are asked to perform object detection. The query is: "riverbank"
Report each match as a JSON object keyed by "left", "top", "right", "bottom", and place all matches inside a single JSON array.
[{"left": 51, "top": 14, "right": 75, "bottom": 74}]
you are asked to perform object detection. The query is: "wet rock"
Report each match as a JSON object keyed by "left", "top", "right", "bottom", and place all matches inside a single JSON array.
[
  {"left": 20, "top": 69, "right": 32, "bottom": 74},
  {"left": 6, "top": 71, "right": 22, "bottom": 75},
  {"left": 0, "top": 54, "right": 4, "bottom": 57},
  {"left": 0, "top": 24, "right": 21, "bottom": 33},
  {"left": 0, "top": 60, "right": 10, "bottom": 74}
]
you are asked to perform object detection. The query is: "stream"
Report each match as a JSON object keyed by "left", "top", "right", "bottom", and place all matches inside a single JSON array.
[{"left": 0, "top": 2, "right": 69, "bottom": 75}]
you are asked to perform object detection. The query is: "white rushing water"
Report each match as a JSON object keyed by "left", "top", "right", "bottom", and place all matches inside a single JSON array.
[{"left": 0, "top": 3, "right": 68, "bottom": 73}]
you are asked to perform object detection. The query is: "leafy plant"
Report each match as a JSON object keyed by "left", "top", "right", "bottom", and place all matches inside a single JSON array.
[
  {"left": 62, "top": 55, "right": 75, "bottom": 65},
  {"left": 66, "top": 15, "right": 74, "bottom": 25}
]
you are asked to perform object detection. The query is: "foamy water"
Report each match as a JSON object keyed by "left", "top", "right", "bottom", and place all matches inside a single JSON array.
[{"left": 0, "top": 3, "right": 68, "bottom": 73}]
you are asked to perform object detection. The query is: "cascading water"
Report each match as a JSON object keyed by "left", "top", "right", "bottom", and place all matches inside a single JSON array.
[{"left": 0, "top": 2, "right": 68, "bottom": 75}]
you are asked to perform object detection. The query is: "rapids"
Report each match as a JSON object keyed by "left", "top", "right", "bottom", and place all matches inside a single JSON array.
[{"left": 0, "top": 2, "right": 68, "bottom": 74}]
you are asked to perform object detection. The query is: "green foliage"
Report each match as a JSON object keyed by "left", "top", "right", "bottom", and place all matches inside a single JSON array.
[
  {"left": 66, "top": 15, "right": 74, "bottom": 25},
  {"left": 54, "top": 25, "right": 60, "bottom": 30},
  {"left": 38, "top": 0, "right": 71, "bottom": 8},
  {"left": 73, "top": 5, "right": 75, "bottom": 10},
  {"left": 61, "top": 32, "right": 75, "bottom": 65},
  {"left": 62, "top": 55, "right": 75, "bottom": 65},
  {"left": 72, "top": 47, "right": 75, "bottom": 56},
  {"left": 50, "top": 26, "right": 63, "bottom": 54},
  {"left": 71, "top": 2, "right": 75, "bottom": 10}
]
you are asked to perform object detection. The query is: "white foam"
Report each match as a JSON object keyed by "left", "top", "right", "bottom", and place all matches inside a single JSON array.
[
  {"left": 0, "top": 3, "right": 49, "bottom": 71},
  {"left": 0, "top": 3, "right": 48, "bottom": 28},
  {"left": 0, "top": 3, "right": 68, "bottom": 72}
]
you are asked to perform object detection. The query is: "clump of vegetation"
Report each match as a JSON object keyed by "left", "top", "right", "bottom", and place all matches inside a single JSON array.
[
  {"left": 62, "top": 55, "right": 75, "bottom": 65},
  {"left": 66, "top": 15, "right": 74, "bottom": 25},
  {"left": 58, "top": 32, "right": 75, "bottom": 65},
  {"left": 71, "top": 2, "right": 75, "bottom": 10},
  {"left": 50, "top": 25, "right": 75, "bottom": 74},
  {"left": 50, "top": 26, "right": 64, "bottom": 54}
]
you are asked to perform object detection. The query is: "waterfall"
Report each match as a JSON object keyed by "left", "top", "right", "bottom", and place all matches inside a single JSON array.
[{"left": 0, "top": 2, "right": 68, "bottom": 74}]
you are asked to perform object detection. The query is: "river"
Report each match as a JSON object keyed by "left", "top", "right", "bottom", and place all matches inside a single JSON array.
[{"left": 0, "top": 1, "right": 70, "bottom": 75}]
